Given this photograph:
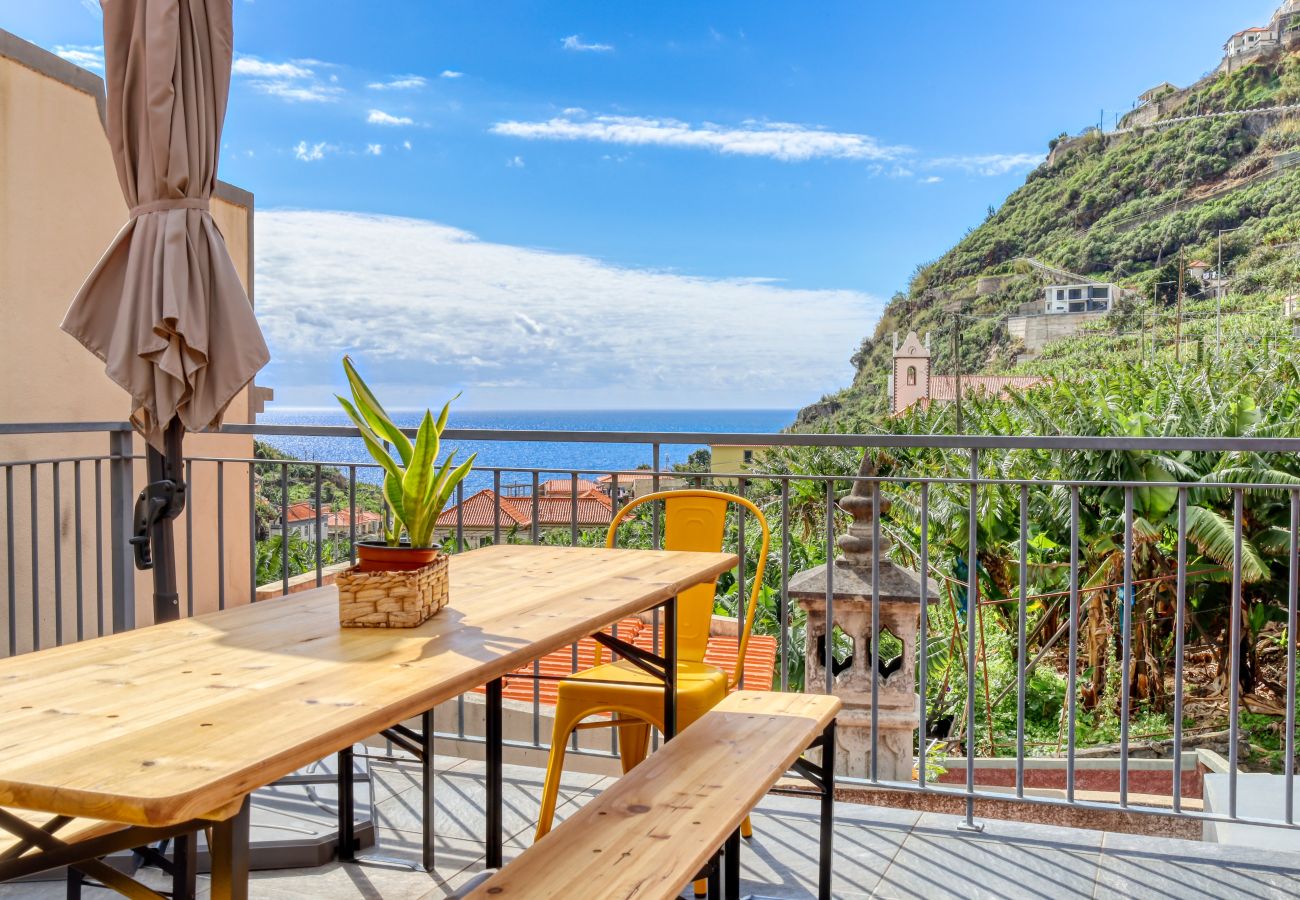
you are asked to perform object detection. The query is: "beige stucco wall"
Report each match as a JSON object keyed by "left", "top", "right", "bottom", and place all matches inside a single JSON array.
[{"left": 0, "top": 32, "right": 257, "bottom": 654}]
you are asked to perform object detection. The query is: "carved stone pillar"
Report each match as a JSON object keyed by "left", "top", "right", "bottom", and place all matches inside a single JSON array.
[{"left": 788, "top": 455, "right": 937, "bottom": 781}]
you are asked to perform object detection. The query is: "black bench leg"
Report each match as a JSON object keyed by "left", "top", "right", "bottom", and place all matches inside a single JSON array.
[
  {"left": 422, "top": 708, "right": 437, "bottom": 872},
  {"left": 338, "top": 746, "right": 356, "bottom": 861},
  {"left": 723, "top": 828, "right": 740, "bottom": 900},
  {"left": 486, "top": 677, "right": 504, "bottom": 870},
  {"left": 173, "top": 831, "right": 198, "bottom": 900},
  {"left": 707, "top": 851, "right": 723, "bottom": 899},
  {"left": 209, "top": 796, "right": 251, "bottom": 900},
  {"left": 818, "top": 721, "right": 836, "bottom": 900},
  {"left": 65, "top": 866, "right": 82, "bottom": 899}
]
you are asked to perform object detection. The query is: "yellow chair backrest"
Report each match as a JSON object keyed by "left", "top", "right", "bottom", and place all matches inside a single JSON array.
[{"left": 605, "top": 489, "right": 769, "bottom": 685}]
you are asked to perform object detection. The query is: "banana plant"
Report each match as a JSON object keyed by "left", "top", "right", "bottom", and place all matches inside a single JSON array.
[{"left": 336, "top": 356, "right": 476, "bottom": 548}]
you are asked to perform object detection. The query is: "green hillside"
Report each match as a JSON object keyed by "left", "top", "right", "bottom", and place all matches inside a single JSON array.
[{"left": 801, "top": 50, "right": 1300, "bottom": 428}]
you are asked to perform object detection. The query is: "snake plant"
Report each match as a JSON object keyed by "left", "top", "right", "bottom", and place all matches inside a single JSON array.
[{"left": 336, "top": 356, "right": 475, "bottom": 548}]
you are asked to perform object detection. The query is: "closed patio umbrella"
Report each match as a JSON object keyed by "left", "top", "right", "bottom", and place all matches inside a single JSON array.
[{"left": 63, "top": 0, "right": 269, "bottom": 623}]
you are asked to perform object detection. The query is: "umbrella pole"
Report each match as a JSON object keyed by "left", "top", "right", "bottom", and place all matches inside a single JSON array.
[{"left": 132, "top": 419, "right": 187, "bottom": 623}]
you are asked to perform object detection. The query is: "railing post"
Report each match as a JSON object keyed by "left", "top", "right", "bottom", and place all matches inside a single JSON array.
[{"left": 107, "top": 429, "right": 135, "bottom": 633}]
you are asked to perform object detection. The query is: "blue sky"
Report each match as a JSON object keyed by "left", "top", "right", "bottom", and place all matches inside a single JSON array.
[{"left": 2, "top": 0, "right": 1281, "bottom": 410}]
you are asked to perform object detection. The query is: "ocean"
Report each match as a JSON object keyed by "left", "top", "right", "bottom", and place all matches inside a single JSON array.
[{"left": 257, "top": 408, "right": 795, "bottom": 494}]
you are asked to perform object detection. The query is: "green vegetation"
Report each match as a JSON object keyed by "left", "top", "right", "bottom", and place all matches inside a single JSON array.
[
  {"left": 336, "top": 356, "right": 475, "bottom": 548},
  {"left": 803, "top": 49, "right": 1300, "bottom": 427}
]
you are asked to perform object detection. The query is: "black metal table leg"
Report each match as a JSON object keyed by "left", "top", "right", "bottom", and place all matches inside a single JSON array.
[
  {"left": 421, "top": 709, "right": 436, "bottom": 872},
  {"left": 209, "top": 796, "right": 251, "bottom": 900},
  {"left": 65, "top": 867, "right": 82, "bottom": 899},
  {"left": 337, "top": 745, "right": 356, "bottom": 861},
  {"left": 486, "top": 677, "right": 504, "bottom": 869},
  {"left": 173, "top": 831, "right": 198, "bottom": 900},
  {"left": 818, "top": 721, "right": 836, "bottom": 900},
  {"left": 706, "top": 850, "right": 722, "bottom": 899},
  {"left": 723, "top": 828, "right": 740, "bottom": 900},
  {"left": 663, "top": 595, "right": 678, "bottom": 739}
]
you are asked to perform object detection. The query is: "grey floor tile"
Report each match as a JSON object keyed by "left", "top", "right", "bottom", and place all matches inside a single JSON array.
[
  {"left": 912, "top": 812, "right": 1104, "bottom": 850},
  {"left": 720, "top": 802, "right": 913, "bottom": 899},
  {"left": 1094, "top": 845, "right": 1300, "bottom": 900},
  {"left": 377, "top": 762, "right": 604, "bottom": 845},
  {"left": 876, "top": 821, "right": 1101, "bottom": 900}
]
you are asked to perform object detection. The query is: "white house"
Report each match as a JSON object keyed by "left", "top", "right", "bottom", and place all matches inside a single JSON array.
[
  {"left": 1224, "top": 26, "right": 1277, "bottom": 59},
  {"left": 1043, "top": 284, "right": 1115, "bottom": 315}
]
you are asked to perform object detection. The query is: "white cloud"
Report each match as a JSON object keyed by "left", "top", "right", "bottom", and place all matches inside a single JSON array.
[
  {"left": 232, "top": 55, "right": 343, "bottom": 103},
  {"left": 506, "top": 155, "right": 525, "bottom": 168},
  {"left": 368, "top": 109, "right": 415, "bottom": 126},
  {"left": 366, "top": 144, "right": 384, "bottom": 156},
  {"left": 232, "top": 57, "right": 312, "bottom": 79},
  {"left": 54, "top": 44, "right": 104, "bottom": 72},
  {"left": 253, "top": 211, "right": 879, "bottom": 409},
  {"left": 292, "top": 141, "right": 331, "bottom": 162},
  {"left": 561, "top": 35, "right": 614, "bottom": 53},
  {"left": 253, "top": 81, "right": 343, "bottom": 102},
  {"left": 368, "top": 75, "right": 427, "bottom": 90},
  {"left": 920, "top": 175, "right": 943, "bottom": 184},
  {"left": 491, "top": 114, "right": 907, "bottom": 163},
  {"left": 440, "top": 70, "right": 465, "bottom": 79},
  {"left": 403, "top": 140, "right": 413, "bottom": 150},
  {"left": 927, "top": 153, "right": 1043, "bottom": 176}
]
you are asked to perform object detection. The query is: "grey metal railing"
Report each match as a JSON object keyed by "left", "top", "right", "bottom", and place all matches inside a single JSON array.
[{"left": 3, "top": 420, "right": 1299, "bottom": 841}]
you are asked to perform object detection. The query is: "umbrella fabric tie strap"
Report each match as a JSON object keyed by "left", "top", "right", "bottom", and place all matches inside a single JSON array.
[{"left": 128, "top": 198, "right": 211, "bottom": 218}]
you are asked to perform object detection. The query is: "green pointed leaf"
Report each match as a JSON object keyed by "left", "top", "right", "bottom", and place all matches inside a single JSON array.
[
  {"left": 383, "top": 472, "right": 405, "bottom": 547},
  {"left": 343, "top": 356, "right": 413, "bottom": 466},
  {"left": 410, "top": 452, "right": 459, "bottom": 547},
  {"left": 402, "top": 411, "right": 439, "bottom": 547},
  {"left": 337, "top": 395, "right": 405, "bottom": 485},
  {"left": 427, "top": 453, "right": 477, "bottom": 547}
]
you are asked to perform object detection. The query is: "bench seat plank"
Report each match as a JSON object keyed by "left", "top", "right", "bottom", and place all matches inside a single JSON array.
[{"left": 466, "top": 690, "right": 841, "bottom": 900}]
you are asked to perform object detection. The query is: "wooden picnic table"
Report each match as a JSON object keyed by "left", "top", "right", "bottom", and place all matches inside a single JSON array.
[{"left": 0, "top": 544, "right": 737, "bottom": 899}]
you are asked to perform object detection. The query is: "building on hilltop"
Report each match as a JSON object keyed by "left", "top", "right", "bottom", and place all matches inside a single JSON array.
[
  {"left": 1044, "top": 283, "right": 1116, "bottom": 314},
  {"left": 1225, "top": 26, "right": 1277, "bottom": 61},
  {"left": 1221, "top": 3, "right": 1300, "bottom": 71},
  {"left": 888, "top": 331, "right": 1047, "bottom": 416},
  {"left": 1137, "top": 82, "right": 1179, "bottom": 106}
]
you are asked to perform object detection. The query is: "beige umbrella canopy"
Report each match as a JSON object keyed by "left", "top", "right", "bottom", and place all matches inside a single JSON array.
[
  {"left": 63, "top": 0, "right": 268, "bottom": 622},
  {"left": 63, "top": 0, "right": 269, "bottom": 452}
]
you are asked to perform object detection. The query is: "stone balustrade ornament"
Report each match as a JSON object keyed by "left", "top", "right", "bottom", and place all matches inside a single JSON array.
[{"left": 788, "top": 453, "right": 938, "bottom": 780}]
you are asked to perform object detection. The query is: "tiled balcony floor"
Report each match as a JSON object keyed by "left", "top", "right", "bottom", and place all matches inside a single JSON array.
[{"left": 4, "top": 754, "right": 1300, "bottom": 898}]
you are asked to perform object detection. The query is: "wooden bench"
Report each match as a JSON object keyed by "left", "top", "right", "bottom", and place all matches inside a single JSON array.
[
  {"left": 0, "top": 808, "right": 201, "bottom": 898},
  {"left": 464, "top": 690, "right": 842, "bottom": 900}
]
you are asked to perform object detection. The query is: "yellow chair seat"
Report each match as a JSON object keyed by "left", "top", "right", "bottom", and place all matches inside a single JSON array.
[{"left": 559, "top": 658, "right": 728, "bottom": 719}]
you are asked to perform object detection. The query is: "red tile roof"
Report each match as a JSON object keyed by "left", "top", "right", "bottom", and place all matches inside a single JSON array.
[
  {"left": 283, "top": 502, "right": 322, "bottom": 523},
  {"left": 437, "top": 489, "right": 613, "bottom": 530},
  {"left": 595, "top": 471, "right": 656, "bottom": 484},
  {"left": 928, "top": 375, "right": 1047, "bottom": 402},
  {"left": 539, "top": 477, "right": 601, "bottom": 496},
  {"left": 323, "top": 507, "right": 384, "bottom": 528}
]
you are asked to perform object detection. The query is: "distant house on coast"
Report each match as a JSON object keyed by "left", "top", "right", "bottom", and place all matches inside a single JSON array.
[
  {"left": 889, "top": 331, "right": 1046, "bottom": 416},
  {"left": 433, "top": 488, "right": 614, "bottom": 548}
]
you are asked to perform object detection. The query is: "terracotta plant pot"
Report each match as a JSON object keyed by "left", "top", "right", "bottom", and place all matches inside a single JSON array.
[{"left": 356, "top": 541, "right": 441, "bottom": 573}]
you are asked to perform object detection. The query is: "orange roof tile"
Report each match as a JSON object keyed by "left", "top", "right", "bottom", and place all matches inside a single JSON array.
[
  {"left": 539, "top": 477, "right": 601, "bottom": 496},
  {"left": 928, "top": 375, "right": 1047, "bottom": 402},
  {"left": 437, "top": 489, "right": 613, "bottom": 530},
  {"left": 283, "top": 502, "right": 322, "bottom": 523}
]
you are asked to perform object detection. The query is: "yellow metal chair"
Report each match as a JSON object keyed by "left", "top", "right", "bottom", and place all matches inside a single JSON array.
[{"left": 534, "top": 489, "right": 771, "bottom": 892}]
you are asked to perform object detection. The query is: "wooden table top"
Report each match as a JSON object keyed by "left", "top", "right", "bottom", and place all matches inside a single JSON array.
[{"left": 0, "top": 545, "right": 736, "bottom": 828}]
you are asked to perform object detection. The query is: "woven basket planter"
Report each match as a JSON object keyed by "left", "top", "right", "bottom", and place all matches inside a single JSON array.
[{"left": 337, "top": 554, "right": 449, "bottom": 628}]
